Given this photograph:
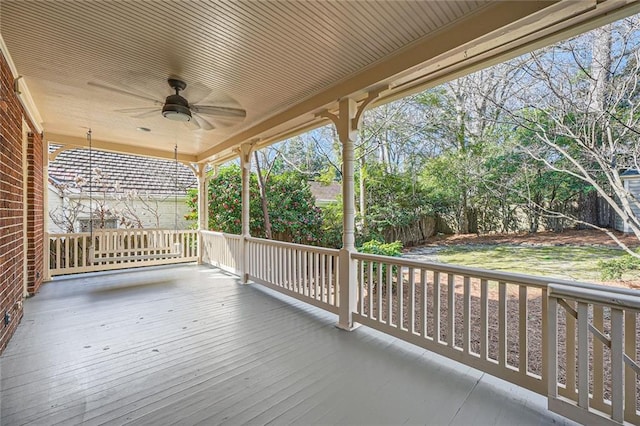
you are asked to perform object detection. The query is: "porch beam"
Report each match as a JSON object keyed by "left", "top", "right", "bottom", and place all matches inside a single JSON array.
[{"left": 46, "top": 132, "right": 198, "bottom": 163}]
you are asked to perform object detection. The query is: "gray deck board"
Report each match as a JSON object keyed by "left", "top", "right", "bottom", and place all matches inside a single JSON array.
[{"left": 1, "top": 265, "right": 576, "bottom": 425}]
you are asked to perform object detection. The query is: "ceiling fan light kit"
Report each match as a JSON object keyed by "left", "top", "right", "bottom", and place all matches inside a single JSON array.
[
  {"left": 162, "top": 102, "right": 192, "bottom": 122},
  {"left": 162, "top": 78, "right": 192, "bottom": 122}
]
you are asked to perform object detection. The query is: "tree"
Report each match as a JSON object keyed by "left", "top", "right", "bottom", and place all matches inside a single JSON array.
[
  {"left": 506, "top": 17, "right": 640, "bottom": 256},
  {"left": 415, "top": 64, "right": 520, "bottom": 233},
  {"left": 188, "top": 164, "right": 324, "bottom": 245}
]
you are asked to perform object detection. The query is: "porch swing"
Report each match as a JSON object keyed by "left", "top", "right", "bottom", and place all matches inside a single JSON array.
[{"left": 87, "top": 130, "right": 183, "bottom": 264}]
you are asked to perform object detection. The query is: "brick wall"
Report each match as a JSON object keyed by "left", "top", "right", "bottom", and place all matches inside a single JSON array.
[
  {"left": 0, "top": 49, "right": 44, "bottom": 354},
  {"left": 27, "top": 131, "right": 43, "bottom": 294}
]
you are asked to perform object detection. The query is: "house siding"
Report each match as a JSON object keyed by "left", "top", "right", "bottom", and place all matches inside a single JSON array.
[
  {"left": 0, "top": 49, "right": 44, "bottom": 354},
  {"left": 614, "top": 178, "right": 640, "bottom": 233},
  {"left": 47, "top": 185, "right": 193, "bottom": 233}
]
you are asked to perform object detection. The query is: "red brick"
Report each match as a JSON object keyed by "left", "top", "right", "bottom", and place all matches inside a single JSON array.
[{"left": 0, "top": 50, "right": 44, "bottom": 354}]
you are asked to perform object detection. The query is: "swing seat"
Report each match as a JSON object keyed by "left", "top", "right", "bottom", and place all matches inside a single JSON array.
[{"left": 89, "top": 242, "right": 182, "bottom": 264}]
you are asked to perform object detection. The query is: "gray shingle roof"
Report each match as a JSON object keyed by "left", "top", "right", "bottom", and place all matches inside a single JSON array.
[
  {"left": 49, "top": 145, "right": 197, "bottom": 195},
  {"left": 621, "top": 169, "right": 640, "bottom": 178}
]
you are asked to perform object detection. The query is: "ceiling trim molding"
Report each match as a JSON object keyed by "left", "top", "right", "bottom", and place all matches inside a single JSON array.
[
  {"left": 46, "top": 132, "right": 198, "bottom": 163},
  {"left": 0, "top": 34, "right": 44, "bottom": 133}
]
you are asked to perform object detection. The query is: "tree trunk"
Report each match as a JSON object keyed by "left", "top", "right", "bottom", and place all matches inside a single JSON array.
[
  {"left": 589, "top": 24, "right": 612, "bottom": 114},
  {"left": 254, "top": 151, "right": 272, "bottom": 239}
]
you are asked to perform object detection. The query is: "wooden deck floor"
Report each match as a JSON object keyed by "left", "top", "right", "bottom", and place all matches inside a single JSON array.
[{"left": 1, "top": 265, "right": 576, "bottom": 425}]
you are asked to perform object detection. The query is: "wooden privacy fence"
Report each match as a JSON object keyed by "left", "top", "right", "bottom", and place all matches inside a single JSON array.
[
  {"left": 49, "top": 229, "right": 198, "bottom": 276},
  {"left": 201, "top": 234, "right": 640, "bottom": 425}
]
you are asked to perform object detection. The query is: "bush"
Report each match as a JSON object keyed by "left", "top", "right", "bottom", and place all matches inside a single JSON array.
[
  {"left": 358, "top": 240, "right": 402, "bottom": 292},
  {"left": 186, "top": 165, "right": 324, "bottom": 244},
  {"left": 599, "top": 254, "right": 640, "bottom": 280},
  {"left": 358, "top": 239, "right": 402, "bottom": 257},
  {"left": 319, "top": 201, "right": 343, "bottom": 249}
]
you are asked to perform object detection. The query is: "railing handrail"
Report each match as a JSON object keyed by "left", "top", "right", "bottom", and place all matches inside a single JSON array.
[
  {"left": 50, "top": 229, "right": 197, "bottom": 238},
  {"left": 549, "top": 283, "right": 640, "bottom": 310},
  {"left": 201, "top": 230, "right": 242, "bottom": 240},
  {"left": 246, "top": 236, "right": 340, "bottom": 255},
  {"left": 352, "top": 251, "right": 640, "bottom": 295}
]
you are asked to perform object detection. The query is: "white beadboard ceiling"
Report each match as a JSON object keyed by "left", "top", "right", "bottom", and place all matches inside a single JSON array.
[{"left": 1, "top": 1, "right": 639, "bottom": 163}]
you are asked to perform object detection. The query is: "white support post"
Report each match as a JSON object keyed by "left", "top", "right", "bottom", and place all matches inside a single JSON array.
[
  {"left": 319, "top": 89, "right": 386, "bottom": 331},
  {"left": 240, "top": 143, "right": 253, "bottom": 284},
  {"left": 196, "top": 163, "right": 207, "bottom": 265},
  {"left": 333, "top": 98, "right": 359, "bottom": 330}
]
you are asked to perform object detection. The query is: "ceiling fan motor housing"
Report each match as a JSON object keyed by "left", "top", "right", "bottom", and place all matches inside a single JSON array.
[{"left": 162, "top": 93, "right": 192, "bottom": 122}]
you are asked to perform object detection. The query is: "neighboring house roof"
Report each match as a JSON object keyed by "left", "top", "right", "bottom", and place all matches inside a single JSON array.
[
  {"left": 621, "top": 169, "right": 640, "bottom": 179},
  {"left": 308, "top": 181, "right": 341, "bottom": 203},
  {"left": 49, "top": 145, "right": 197, "bottom": 195}
]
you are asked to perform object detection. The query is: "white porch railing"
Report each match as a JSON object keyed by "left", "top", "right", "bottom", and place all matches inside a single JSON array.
[
  {"left": 49, "top": 229, "right": 198, "bottom": 276},
  {"left": 200, "top": 231, "right": 243, "bottom": 275},
  {"left": 548, "top": 284, "right": 640, "bottom": 425},
  {"left": 350, "top": 252, "right": 640, "bottom": 425},
  {"left": 185, "top": 233, "right": 640, "bottom": 424},
  {"left": 246, "top": 237, "right": 340, "bottom": 314},
  {"left": 351, "top": 252, "right": 551, "bottom": 394}
]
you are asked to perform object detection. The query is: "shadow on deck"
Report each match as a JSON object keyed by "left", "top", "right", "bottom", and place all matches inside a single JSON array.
[{"left": 1, "top": 265, "right": 575, "bottom": 425}]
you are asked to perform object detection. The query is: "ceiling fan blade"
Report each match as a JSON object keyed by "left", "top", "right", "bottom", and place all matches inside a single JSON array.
[
  {"left": 192, "top": 113, "right": 215, "bottom": 131},
  {"left": 185, "top": 116, "right": 201, "bottom": 131},
  {"left": 88, "top": 82, "right": 162, "bottom": 104},
  {"left": 183, "top": 81, "right": 213, "bottom": 105},
  {"left": 114, "top": 107, "right": 158, "bottom": 113},
  {"left": 132, "top": 109, "right": 161, "bottom": 119},
  {"left": 190, "top": 105, "right": 246, "bottom": 119}
]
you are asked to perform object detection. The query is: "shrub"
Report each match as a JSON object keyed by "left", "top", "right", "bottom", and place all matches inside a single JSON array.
[
  {"left": 358, "top": 239, "right": 402, "bottom": 257},
  {"left": 186, "top": 165, "right": 324, "bottom": 244},
  {"left": 598, "top": 254, "right": 640, "bottom": 280},
  {"left": 358, "top": 240, "right": 402, "bottom": 292}
]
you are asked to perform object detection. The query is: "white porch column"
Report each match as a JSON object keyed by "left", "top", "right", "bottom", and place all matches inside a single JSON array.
[
  {"left": 196, "top": 163, "right": 207, "bottom": 265},
  {"left": 240, "top": 143, "right": 253, "bottom": 283},
  {"left": 336, "top": 98, "right": 358, "bottom": 330},
  {"left": 322, "top": 89, "right": 387, "bottom": 330}
]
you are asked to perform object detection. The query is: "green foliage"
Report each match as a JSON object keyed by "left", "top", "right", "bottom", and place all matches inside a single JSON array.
[
  {"left": 598, "top": 254, "right": 640, "bottom": 280},
  {"left": 358, "top": 239, "right": 402, "bottom": 257},
  {"left": 420, "top": 154, "right": 462, "bottom": 214},
  {"left": 186, "top": 165, "right": 324, "bottom": 244},
  {"left": 361, "top": 164, "right": 437, "bottom": 240},
  {"left": 319, "top": 200, "right": 343, "bottom": 249},
  {"left": 265, "top": 172, "right": 324, "bottom": 244},
  {"left": 358, "top": 239, "right": 402, "bottom": 292}
]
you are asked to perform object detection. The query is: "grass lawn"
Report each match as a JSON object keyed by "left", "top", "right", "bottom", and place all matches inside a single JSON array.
[{"left": 436, "top": 245, "right": 627, "bottom": 283}]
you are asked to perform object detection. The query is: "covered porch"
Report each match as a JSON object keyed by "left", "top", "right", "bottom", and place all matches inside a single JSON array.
[
  {"left": 3, "top": 1, "right": 640, "bottom": 425},
  {"left": 1, "top": 264, "right": 572, "bottom": 425}
]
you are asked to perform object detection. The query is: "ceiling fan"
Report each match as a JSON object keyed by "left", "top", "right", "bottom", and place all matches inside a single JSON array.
[{"left": 88, "top": 78, "right": 246, "bottom": 131}]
